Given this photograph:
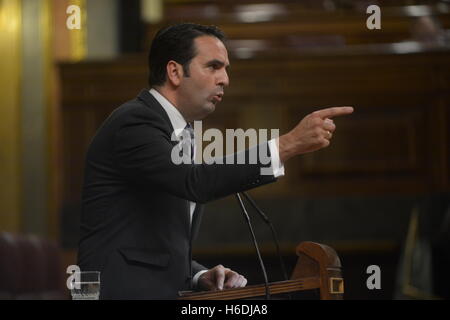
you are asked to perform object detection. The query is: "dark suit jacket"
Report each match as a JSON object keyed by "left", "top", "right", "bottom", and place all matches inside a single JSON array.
[{"left": 77, "top": 89, "right": 277, "bottom": 299}]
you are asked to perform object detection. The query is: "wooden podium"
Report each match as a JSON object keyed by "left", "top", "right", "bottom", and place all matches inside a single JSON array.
[{"left": 178, "top": 241, "right": 344, "bottom": 300}]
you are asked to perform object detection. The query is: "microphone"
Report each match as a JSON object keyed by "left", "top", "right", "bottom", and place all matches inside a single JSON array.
[
  {"left": 235, "top": 193, "right": 271, "bottom": 300},
  {"left": 241, "top": 191, "right": 289, "bottom": 281}
]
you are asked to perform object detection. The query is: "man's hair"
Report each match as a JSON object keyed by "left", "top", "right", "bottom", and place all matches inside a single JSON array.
[{"left": 148, "top": 23, "right": 226, "bottom": 87}]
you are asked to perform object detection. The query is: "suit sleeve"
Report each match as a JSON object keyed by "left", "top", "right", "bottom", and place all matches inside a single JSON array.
[
  {"left": 192, "top": 260, "right": 207, "bottom": 275},
  {"left": 112, "top": 111, "right": 276, "bottom": 204}
]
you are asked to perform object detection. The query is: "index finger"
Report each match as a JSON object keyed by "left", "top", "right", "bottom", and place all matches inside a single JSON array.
[
  {"left": 224, "top": 271, "right": 240, "bottom": 289},
  {"left": 313, "top": 106, "right": 354, "bottom": 119},
  {"left": 215, "top": 268, "right": 226, "bottom": 290}
]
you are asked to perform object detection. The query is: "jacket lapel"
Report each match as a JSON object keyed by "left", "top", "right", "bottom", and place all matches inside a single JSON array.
[
  {"left": 190, "top": 204, "right": 204, "bottom": 241},
  {"left": 137, "top": 89, "right": 192, "bottom": 236},
  {"left": 137, "top": 89, "right": 174, "bottom": 133}
]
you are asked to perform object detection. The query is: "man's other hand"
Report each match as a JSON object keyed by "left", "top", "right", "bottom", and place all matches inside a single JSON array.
[{"left": 198, "top": 264, "right": 247, "bottom": 291}]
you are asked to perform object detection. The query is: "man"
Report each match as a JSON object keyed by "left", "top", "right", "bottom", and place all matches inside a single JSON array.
[{"left": 77, "top": 23, "right": 353, "bottom": 299}]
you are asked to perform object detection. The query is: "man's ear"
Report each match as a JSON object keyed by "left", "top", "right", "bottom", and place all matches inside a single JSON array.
[{"left": 166, "top": 60, "right": 183, "bottom": 87}]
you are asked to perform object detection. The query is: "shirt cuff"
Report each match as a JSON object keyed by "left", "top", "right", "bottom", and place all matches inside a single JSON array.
[
  {"left": 268, "top": 138, "right": 285, "bottom": 178},
  {"left": 192, "top": 269, "right": 208, "bottom": 288}
]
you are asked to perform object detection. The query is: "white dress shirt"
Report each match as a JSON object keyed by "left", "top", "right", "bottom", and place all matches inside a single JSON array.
[{"left": 149, "top": 88, "right": 284, "bottom": 285}]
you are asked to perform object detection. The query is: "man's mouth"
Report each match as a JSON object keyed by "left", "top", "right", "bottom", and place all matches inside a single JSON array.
[{"left": 212, "top": 93, "right": 223, "bottom": 103}]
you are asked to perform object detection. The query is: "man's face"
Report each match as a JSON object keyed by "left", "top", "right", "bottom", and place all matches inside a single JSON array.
[{"left": 177, "top": 35, "right": 230, "bottom": 121}]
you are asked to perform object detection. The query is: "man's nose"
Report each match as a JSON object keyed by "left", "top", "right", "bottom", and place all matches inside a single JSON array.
[{"left": 217, "top": 70, "right": 229, "bottom": 87}]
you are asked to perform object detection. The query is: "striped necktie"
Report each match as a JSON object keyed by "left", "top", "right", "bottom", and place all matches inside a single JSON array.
[{"left": 184, "top": 123, "right": 195, "bottom": 163}]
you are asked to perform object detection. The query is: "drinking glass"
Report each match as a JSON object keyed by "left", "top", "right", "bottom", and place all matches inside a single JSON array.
[{"left": 69, "top": 271, "right": 100, "bottom": 300}]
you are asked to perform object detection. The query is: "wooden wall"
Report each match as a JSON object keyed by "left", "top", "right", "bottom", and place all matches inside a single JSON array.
[{"left": 145, "top": 2, "right": 450, "bottom": 49}]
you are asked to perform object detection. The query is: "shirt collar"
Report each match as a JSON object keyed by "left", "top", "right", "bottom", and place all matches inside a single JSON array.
[{"left": 149, "top": 88, "right": 187, "bottom": 138}]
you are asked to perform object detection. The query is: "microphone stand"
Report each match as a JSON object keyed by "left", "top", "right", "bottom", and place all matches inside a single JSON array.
[
  {"left": 235, "top": 193, "right": 270, "bottom": 300},
  {"left": 242, "top": 191, "right": 289, "bottom": 281}
]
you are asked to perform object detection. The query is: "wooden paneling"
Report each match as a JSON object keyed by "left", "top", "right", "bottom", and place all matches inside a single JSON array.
[{"left": 144, "top": 2, "right": 450, "bottom": 51}]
